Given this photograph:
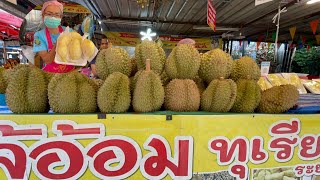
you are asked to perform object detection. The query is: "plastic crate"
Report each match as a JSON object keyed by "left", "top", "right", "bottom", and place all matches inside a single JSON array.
[{"left": 0, "top": 94, "right": 6, "bottom": 106}]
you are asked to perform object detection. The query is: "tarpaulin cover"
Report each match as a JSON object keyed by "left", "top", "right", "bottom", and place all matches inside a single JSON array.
[{"left": 0, "top": 9, "right": 22, "bottom": 40}]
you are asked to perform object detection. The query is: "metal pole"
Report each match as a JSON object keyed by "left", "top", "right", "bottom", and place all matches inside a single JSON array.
[
  {"left": 3, "top": 41, "right": 7, "bottom": 62},
  {"left": 274, "top": 4, "right": 280, "bottom": 64}
]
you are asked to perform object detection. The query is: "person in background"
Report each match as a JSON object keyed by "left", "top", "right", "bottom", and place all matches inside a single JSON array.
[
  {"left": 177, "top": 38, "right": 196, "bottom": 47},
  {"left": 33, "top": 0, "right": 74, "bottom": 73},
  {"left": 90, "top": 38, "right": 109, "bottom": 77}
]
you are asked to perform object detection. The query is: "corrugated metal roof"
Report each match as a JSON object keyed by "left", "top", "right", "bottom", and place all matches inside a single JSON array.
[{"left": 23, "top": 0, "right": 320, "bottom": 42}]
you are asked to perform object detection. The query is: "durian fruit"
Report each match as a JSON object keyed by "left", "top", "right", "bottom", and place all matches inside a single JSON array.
[
  {"left": 231, "top": 79, "right": 261, "bottom": 113},
  {"left": 57, "top": 34, "right": 71, "bottom": 46},
  {"left": 2, "top": 68, "right": 15, "bottom": 84},
  {"left": 69, "top": 31, "right": 83, "bottom": 41},
  {"left": 257, "top": 84, "right": 299, "bottom": 114},
  {"left": 5, "top": 65, "right": 49, "bottom": 113},
  {"left": 82, "top": 18, "right": 91, "bottom": 33},
  {"left": 98, "top": 72, "right": 130, "bottom": 113},
  {"left": 133, "top": 59, "right": 164, "bottom": 112},
  {"left": 135, "top": 40, "right": 166, "bottom": 74},
  {"left": 201, "top": 78, "right": 237, "bottom": 112},
  {"left": 130, "top": 70, "right": 143, "bottom": 92},
  {"left": 43, "top": 71, "right": 55, "bottom": 83},
  {"left": 199, "top": 48, "right": 233, "bottom": 83},
  {"left": 48, "top": 71, "right": 98, "bottom": 113},
  {"left": 258, "top": 77, "right": 273, "bottom": 91},
  {"left": 160, "top": 71, "right": 170, "bottom": 86},
  {"left": 0, "top": 67, "right": 7, "bottom": 93},
  {"left": 96, "top": 48, "right": 132, "bottom": 80},
  {"left": 131, "top": 70, "right": 170, "bottom": 91},
  {"left": 165, "top": 44, "right": 201, "bottom": 79},
  {"left": 165, "top": 79, "right": 200, "bottom": 112},
  {"left": 93, "top": 79, "right": 104, "bottom": 89},
  {"left": 193, "top": 76, "right": 206, "bottom": 95},
  {"left": 69, "top": 39, "right": 82, "bottom": 60},
  {"left": 57, "top": 45, "right": 68, "bottom": 62},
  {"left": 130, "top": 56, "right": 138, "bottom": 77},
  {"left": 267, "top": 74, "right": 289, "bottom": 86},
  {"left": 81, "top": 39, "right": 95, "bottom": 59},
  {"left": 57, "top": 34, "right": 72, "bottom": 62},
  {"left": 231, "top": 56, "right": 260, "bottom": 82}
]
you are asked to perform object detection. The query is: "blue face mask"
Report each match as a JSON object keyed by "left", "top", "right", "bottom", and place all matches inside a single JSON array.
[{"left": 44, "top": 16, "right": 61, "bottom": 28}]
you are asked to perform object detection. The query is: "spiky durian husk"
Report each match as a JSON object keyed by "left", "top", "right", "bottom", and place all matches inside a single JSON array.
[
  {"left": 165, "top": 44, "right": 200, "bottom": 79},
  {"left": 92, "top": 79, "right": 104, "bottom": 89},
  {"left": 48, "top": 71, "right": 98, "bottom": 113},
  {"left": 165, "top": 79, "right": 200, "bottom": 112},
  {"left": 43, "top": 71, "right": 55, "bottom": 84},
  {"left": 193, "top": 76, "right": 206, "bottom": 95},
  {"left": 96, "top": 48, "right": 132, "bottom": 80},
  {"left": 201, "top": 78, "right": 237, "bottom": 112},
  {"left": 133, "top": 70, "right": 164, "bottom": 112},
  {"left": 130, "top": 56, "right": 138, "bottom": 77},
  {"left": 98, "top": 72, "right": 130, "bottom": 113},
  {"left": 135, "top": 40, "right": 166, "bottom": 74},
  {"left": 199, "top": 48, "right": 233, "bottom": 84},
  {"left": 130, "top": 70, "right": 143, "bottom": 93},
  {"left": 0, "top": 67, "right": 7, "bottom": 93},
  {"left": 160, "top": 71, "right": 171, "bottom": 87},
  {"left": 258, "top": 77, "right": 273, "bottom": 91},
  {"left": 231, "top": 79, "right": 261, "bottom": 113},
  {"left": 6, "top": 65, "right": 49, "bottom": 113},
  {"left": 131, "top": 70, "right": 170, "bottom": 93},
  {"left": 257, "top": 84, "right": 299, "bottom": 113},
  {"left": 230, "top": 56, "right": 260, "bottom": 82}
]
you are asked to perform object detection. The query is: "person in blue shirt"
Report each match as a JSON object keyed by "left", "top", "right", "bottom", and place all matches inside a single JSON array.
[{"left": 33, "top": 0, "right": 74, "bottom": 73}]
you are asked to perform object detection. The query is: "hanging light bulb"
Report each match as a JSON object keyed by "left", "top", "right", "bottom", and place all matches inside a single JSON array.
[
  {"left": 307, "top": 0, "right": 320, "bottom": 4},
  {"left": 136, "top": 0, "right": 149, "bottom": 8}
]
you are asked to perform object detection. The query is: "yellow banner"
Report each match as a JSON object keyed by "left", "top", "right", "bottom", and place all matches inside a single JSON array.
[
  {"left": 105, "top": 32, "right": 213, "bottom": 50},
  {"left": 105, "top": 32, "right": 141, "bottom": 47},
  {"left": 159, "top": 36, "right": 212, "bottom": 50},
  {"left": 35, "top": 3, "right": 90, "bottom": 14},
  {"left": 0, "top": 114, "right": 319, "bottom": 179}
]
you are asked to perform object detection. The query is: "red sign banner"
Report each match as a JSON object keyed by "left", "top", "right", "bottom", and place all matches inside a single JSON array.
[{"left": 207, "top": 0, "right": 216, "bottom": 32}]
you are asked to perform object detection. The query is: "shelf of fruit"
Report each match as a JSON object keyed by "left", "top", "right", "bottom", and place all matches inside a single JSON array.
[{"left": 0, "top": 40, "right": 319, "bottom": 115}]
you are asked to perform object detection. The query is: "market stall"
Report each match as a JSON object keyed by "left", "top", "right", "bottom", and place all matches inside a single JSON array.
[{"left": 0, "top": 0, "right": 320, "bottom": 180}]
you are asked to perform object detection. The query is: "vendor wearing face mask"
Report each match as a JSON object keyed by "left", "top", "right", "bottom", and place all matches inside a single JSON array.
[{"left": 33, "top": 0, "right": 74, "bottom": 73}]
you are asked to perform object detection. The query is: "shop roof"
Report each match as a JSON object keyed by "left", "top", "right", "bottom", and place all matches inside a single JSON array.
[{"left": 18, "top": 0, "right": 320, "bottom": 43}]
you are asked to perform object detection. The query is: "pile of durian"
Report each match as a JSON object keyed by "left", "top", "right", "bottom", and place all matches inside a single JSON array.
[{"left": 0, "top": 40, "right": 299, "bottom": 114}]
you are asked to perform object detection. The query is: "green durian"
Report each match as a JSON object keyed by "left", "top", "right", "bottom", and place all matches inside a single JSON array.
[
  {"left": 130, "top": 70, "right": 143, "bottom": 93},
  {"left": 135, "top": 40, "right": 166, "bottom": 74},
  {"left": 230, "top": 56, "right": 260, "bottom": 82},
  {"left": 98, "top": 72, "right": 130, "bottom": 113},
  {"left": 93, "top": 79, "right": 104, "bottom": 89},
  {"left": 231, "top": 79, "right": 261, "bottom": 113},
  {"left": 165, "top": 44, "right": 200, "bottom": 79},
  {"left": 193, "top": 76, "right": 206, "bottom": 95},
  {"left": 131, "top": 70, "right": 170, "bottom": 92},
  {"left": 165, "top": 79, "right": 200, "bottom": 112},
  {"left": 257, "top": 84, "right": 299, "bottom": 113},
  {"left": 0, "top": 67, "right": 6, "bottom": 93},
  {"left": 2, "top": 68, "right": 14, "bottom": 84},
  {"left": 96, "top": 47, "right": 132, "bottom": 80},
  {"left": 199, "top": 48, "right": 233, "bottom": 83},
  {"left": 43, "top": 71, "right": 55, "bottom": 84},
  {"left": 160, "top": 71, "right": 170, "bottom": 86},
  {"left": 6, "top": 65, "right": 49, "bottom": 113},
  {"left": 133, "top": 59, "right": 164, "bottom": 112},
  {"left": 201, "top": 78, "right": 237, "bottom": 112},
  {"left": 130, "top": 56, "right": 138, "bottom": 77},
  {"left": 48, "top": 71, "right": 98, "bottom": 113}
]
